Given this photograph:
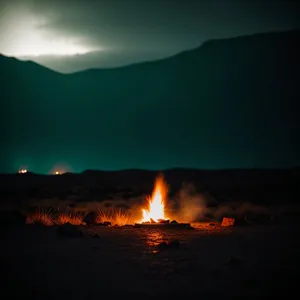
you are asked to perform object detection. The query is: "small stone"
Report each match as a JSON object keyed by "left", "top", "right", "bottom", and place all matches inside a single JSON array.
[{"left": 221, "top": 217, "right": 235, "bottom": 227}]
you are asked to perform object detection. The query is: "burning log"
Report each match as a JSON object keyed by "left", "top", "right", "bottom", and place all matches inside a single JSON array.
[
  {"left": 134, "top": 222, "right": 193, "bottom": 229},
  {"left": 157, "top": 219, "right": 170, "bottom": 224},
  {"left": 95, "top": 221, "right": 111, "bottom": 227}
]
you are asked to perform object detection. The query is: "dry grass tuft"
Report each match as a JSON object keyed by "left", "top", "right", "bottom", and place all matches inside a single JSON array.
[
  {"left": 55, "top": 211, "right": 86, "bottom": 226},
  {"left": 25, "top": 207, "right": 132, "bottom": 227},
  {"left": 26, "top": 208, "right": 54, "bottom": 226},
  {"left": 96, "top": 208, "right": 132, "bottom": 226}
]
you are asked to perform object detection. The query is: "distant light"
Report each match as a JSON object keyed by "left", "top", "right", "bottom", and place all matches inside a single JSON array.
[
  {"left": 54, "top": 171, "right": 62, "bottom": 175},
  {"left": 18, "top": 169, "right": 27, "bottom": 174}
]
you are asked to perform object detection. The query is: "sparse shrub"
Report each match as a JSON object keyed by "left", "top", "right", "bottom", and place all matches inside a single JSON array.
[
  {"left": 96, "top": 208, "right": 132, "bottom": 226},
  {"left": 26, "top": 208, "right": 54, "bottom": 226}
]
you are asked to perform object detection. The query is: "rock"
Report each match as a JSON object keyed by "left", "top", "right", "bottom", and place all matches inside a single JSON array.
[
  {"left": 221, "top": 217, "right": 235, "bottom": 227},
  {"left": 157, "top": 240, "right": 180, "bottom": 251},
  {"left": 0, "top": 211, "right": 26, "bottom": 226},
  {"left": 83, "top": 212, "right": 97, "bottom": 225},
  {"left": 56, "top": 223, "right": 83, "bottom": 238}
]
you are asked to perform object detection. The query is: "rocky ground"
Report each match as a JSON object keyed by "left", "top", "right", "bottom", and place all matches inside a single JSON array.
[
  {"left": 1, "top": 169, "right": 299, "bottom": 299},
  {"left": 1, "top": 222, "right": 299, "bottom": 299}
]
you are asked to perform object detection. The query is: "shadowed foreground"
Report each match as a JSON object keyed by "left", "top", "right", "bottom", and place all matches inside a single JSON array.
[{"left": 1, "top": 223, "right": 299, "bottom": 299}]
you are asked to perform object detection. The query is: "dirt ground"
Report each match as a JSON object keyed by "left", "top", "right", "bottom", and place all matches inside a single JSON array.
[{"left": 1, "top": 223, "right": 299, "bottom": 299}]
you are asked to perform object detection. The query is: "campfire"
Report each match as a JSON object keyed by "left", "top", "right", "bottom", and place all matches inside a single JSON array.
[
  {"left": 140, "top": 174, "right": 169, "bottom": 224},
  {"left": 135, "top": 174, "right": 192, "bottom": 229}
]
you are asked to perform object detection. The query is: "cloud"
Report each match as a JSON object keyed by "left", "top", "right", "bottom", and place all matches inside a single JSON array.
[
  {"left": 1, "top": 0, "right": 299, "bottom": 66},
  {"left": 0, "top": 0, "right": 101, "bottom": 56}
]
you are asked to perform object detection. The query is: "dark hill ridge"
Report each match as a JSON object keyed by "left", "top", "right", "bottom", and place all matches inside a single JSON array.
[
  {"left": 71, "top": 30, "right": 300, "bottom": 74},
  {"left": 1, "top": 168, "right": 299, "bottom": 188},
  {"left": 0, "top": 168, "right": 299, "bottom": 206},
  {"left": 1, "top": 30, "right": 300, "bottom": 172}
]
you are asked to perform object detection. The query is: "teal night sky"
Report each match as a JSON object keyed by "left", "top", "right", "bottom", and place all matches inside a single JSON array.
[{"left": 1, "top": 1, "right": 299, "bottom": 174}]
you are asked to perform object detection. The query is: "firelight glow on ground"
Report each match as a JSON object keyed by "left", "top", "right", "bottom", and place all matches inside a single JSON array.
[{"left": 140, "top": 174, "right": 169, "bottom": 223}]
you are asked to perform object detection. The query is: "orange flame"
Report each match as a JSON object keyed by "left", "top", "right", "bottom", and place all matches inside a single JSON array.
[{"left": 140, "top": 174, "right": 168, "bottom": 223}]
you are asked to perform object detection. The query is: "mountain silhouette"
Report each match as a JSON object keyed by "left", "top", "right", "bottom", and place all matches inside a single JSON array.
[{"left": 1, "top": 30, "right": 299, "bottom": 173}]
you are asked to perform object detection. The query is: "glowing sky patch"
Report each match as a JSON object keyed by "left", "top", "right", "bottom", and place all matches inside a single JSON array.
[
  {"left": 12, "top": 38, "right": 91, "bottom": 57},
  {"left": 0, "top": 4, "right": 96, "bottom": 57}
]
